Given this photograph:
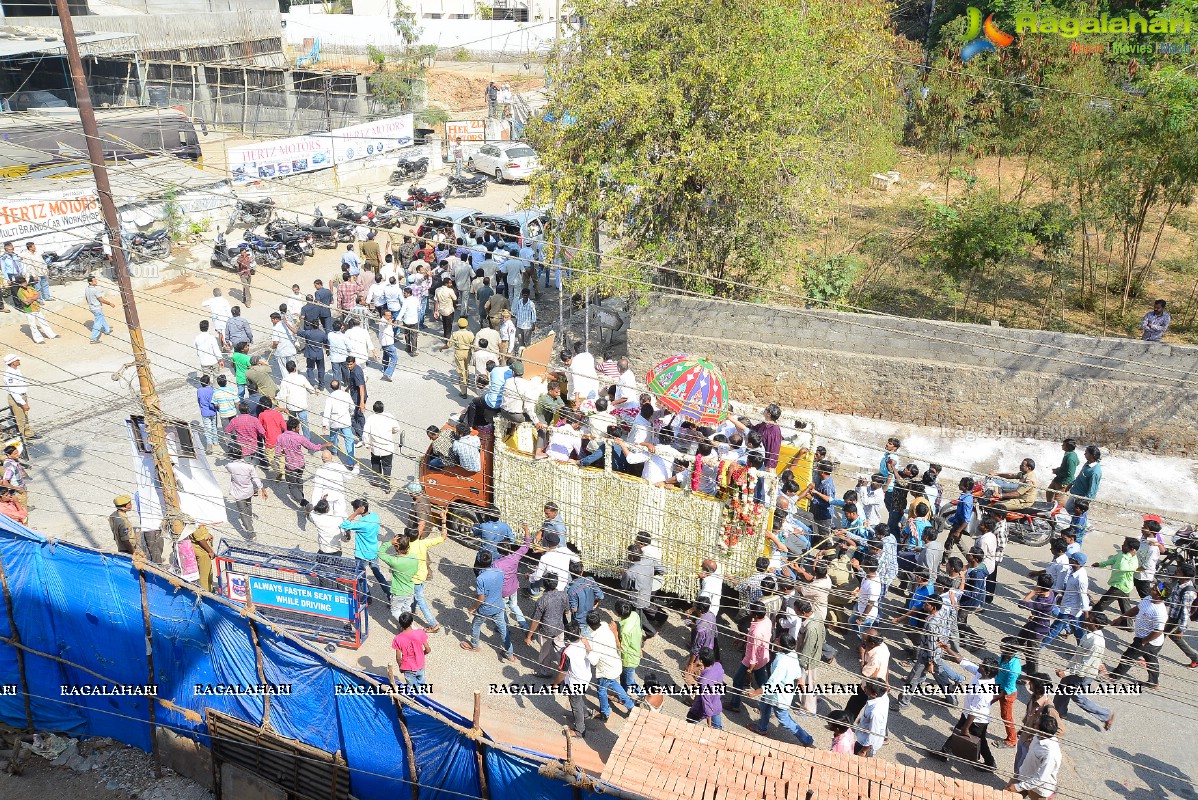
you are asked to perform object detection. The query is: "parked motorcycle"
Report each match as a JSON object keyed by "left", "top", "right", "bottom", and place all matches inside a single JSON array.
[
  {"left": 389, "top": 156, "right": 429, "bottom": 185},
  {"left": 225, "top": 197, "right": 275, "bottom": 233},
  {"left": 265, "top": 220, "right": 316, "bottom": 263},
  {"left": 444, "top": 174, "right": 488, "bottom": 199},
  {"left": 43, "top": 239, "right": 107, "bottom": 281},
  {"left": 243, "top": 228, "right": 285, "bottom": 270},
  {"left": 209, "top": 234, "right": 242, "bottom": 272},
  {"left": 407, "top": 185, "right": 444, "bottom": 208},
  {"left": 312, "top": 209, "right": 355, "bottom": 245},
  {"left": 121, "top": 228, "right": 171, "bottom": 262},
  {"left": 382, "top": 192, "right": 419, "bottom": 225}
]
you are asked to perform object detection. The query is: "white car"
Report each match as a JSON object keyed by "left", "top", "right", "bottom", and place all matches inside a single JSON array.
[{"left": 468, "top": 142, "right": 540, "bottom": 183}]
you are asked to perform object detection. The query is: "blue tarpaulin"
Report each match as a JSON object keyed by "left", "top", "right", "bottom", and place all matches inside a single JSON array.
[{"left": 0, "top": 517, "right": 599, "bottom": 800}]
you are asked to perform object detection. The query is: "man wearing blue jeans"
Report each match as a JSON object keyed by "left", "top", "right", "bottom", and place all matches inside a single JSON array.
[
  {"left": 85, "top": 275, "right": 115, "bottom": 342},
  {"left": 377, "top": 310, "right": 399, "bottom": 380},
  {"left": 462, "top": 550, "right": 514, "bottom": 660},
  {"left": 754, "top": 634, "right": 814, "bottom": 745},
  {"left": 1041, "top": 552, "right": 1090, "bottom": 648},
  {"left": 587, "top": 612, "right": 636, "bottom": 720},
  {"left": 340, "top": 499, "right": 391, "bottom": 603}
]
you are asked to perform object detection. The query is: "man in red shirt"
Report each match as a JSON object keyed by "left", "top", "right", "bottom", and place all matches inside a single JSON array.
[
  {"left": 392, "top": 611, "right": 431, "bottom": 687},
  {"left": 224, "top": 401, "right": 265, "bottom": 459},
  {"left": 257, "top": 397, "right": 289, "bottom": 480}
]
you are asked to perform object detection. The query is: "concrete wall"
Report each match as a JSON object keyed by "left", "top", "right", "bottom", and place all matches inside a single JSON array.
[
  {"left": 628, "top": 294, "right": 1198, "bottom": 456},
  {"left": 283, "top": 11, "right": 560, "bottom": 54},
  {"left": 21, "top": 11, "right": 283, "bottom": 53}
]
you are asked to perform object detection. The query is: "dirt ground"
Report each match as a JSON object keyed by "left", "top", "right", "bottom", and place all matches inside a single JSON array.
[
  {"left": 424, "top": 64, "right": 545, "bottom": 114},
  {"left": 814, "top": 146, "right": 1198, "bottom": 343}
]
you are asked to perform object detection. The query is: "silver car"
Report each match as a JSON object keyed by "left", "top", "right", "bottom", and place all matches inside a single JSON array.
[{"left": 467, "top": 142, "right": 540, "bottom": 183}]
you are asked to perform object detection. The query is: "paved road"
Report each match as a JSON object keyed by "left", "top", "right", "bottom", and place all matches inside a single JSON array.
[{"left": 2, "top": 169, "right": 1195, "bottom": 800}]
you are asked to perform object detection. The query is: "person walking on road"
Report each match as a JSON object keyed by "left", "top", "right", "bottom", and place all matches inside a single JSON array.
[
  {"left": 399, "top": 286, "right": 421, "bottom": 355},
  {"left": 448, "top": 318, "right": 474, "bottom": 398},
  {"left": 361, "top": 400, "right": 400, "bottom": 492},
  {"left": 194, "top": 321, "right": 223, "bottom": 381},
  {"left": 14, "top": 276, "right": 56, "bottom": 344},
  {"left": 236, "top": 244, "right": 254, "bottom": 308},
  {"left": 24, "top": 242, "right": 50, "bottom": 302},
  {"left": 276, "top": 416, "right": 329, "bottom": 507},
  {"left": 453, "top": 137, "right": 465, "bottom": 177},
  {"left": 4, "top": 355, "right": 34, "bottom": 441},
  {"left": 226, "top": 454, "right": 266, "bottom": 539},
  {"left": 85, "top": 274, "right": 116, "bottom": 343},
  {"left": 0, "top": 241, "right": 19, "bottom": 313},
  {"left": 202, "top": 288, "right": 233, "bottom": 350}
]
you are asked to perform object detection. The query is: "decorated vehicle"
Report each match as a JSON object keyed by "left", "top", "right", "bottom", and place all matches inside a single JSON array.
[{"left": 419, "top": 351, "right": 785, "bottom": 600}]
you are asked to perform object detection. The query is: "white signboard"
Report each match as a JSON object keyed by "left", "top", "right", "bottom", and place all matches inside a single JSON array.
[
  {"left": 227, "top": 134, "right": 334, "bottom": 183},
  {"left": 229, "top": 114, "right": 414, "bottom": 184},
  {"left": 331, "top": 115, "right": 415, "bottom": 164},
  {"left": 127, "top": 419, "right": 228, "bottom": 530},
  {"left": 0, "top": 192, "right": 102, "bottom": 242}
]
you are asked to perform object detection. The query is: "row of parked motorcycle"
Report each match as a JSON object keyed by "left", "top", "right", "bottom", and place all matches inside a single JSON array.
[
  {"left": 36, "top": 229, "right": 173, "bottom": 282},
  {"left": 212, "top": 185, "right": 451, "bottom": 272},
  {"left": 389, "top": 155, "right": 489, "bottom": 199}
]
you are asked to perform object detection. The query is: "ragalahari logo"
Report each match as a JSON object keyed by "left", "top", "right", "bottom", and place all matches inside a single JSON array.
[{"left": 961, "top": 7, "right": 1015, "bottom": 61}]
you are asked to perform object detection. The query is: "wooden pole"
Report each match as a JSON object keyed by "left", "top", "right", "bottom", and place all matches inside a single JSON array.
[
  {"left": 0, "top": 550, "right": 34, "bottom": 732},
  {"left": 53, "top": 0, "right": 187, "bottom": 553},
  {"left": 136, "top": 566, "right": 162, "bottom": 777},
  {"left": 473, "top": 690, "right": 490, "bottom": 800},
  {"left": 386, "top": 665, "right": 421, "bottom": 800}
]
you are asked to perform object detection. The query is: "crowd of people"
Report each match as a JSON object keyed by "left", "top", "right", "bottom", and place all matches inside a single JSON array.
[{"left": 0, "top": 213, "right": 1159, "bottom": 799}]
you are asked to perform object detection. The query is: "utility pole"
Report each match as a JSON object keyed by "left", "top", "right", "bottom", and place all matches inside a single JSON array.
[{"left": 54, "top": 0, "right": 186, "bottom": 554}]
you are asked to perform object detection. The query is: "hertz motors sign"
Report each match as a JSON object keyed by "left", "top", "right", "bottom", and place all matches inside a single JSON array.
[{"left": 0, "top": 192, "right": 101, "bottom": 241}]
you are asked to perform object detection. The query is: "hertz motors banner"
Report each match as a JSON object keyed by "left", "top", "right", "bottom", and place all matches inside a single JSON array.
[
  {"left": 0, "top": 191, "right": 101, "bottom": 241},
  {"left": 228, "top": 114, "right": 414, "bottom": 184}
]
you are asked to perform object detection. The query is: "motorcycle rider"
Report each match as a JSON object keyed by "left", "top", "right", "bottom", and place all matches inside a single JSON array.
[{"left": 988, "top": 458, "right": 1039, "bottom": 512}]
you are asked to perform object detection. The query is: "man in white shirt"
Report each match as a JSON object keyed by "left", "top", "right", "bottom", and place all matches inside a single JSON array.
[
  {"left": 859, "top": 474, "right": 886, "bottom": 527},
  {"left": 286, "top": 284, "right": 305, "bottom": 318},
  {"left": 201, "top": 288, "right": 233, "bottom": 349},
  {"left": 1109, "top": 584, "right": 1168, "bottom": 688},
  {"left": 853, "top": 680, "right": 889, "bottom": 757},
  {"left": 398, "top": 287, "right": 421, "bottom": 355},
  {"left": 4, "top": 354, "right": 33, "bottom": 441},
  {"left": 269, "top": 312, "right": 298, "bottom": 378},
  {"left": 308, "top": 497, "right": 345, "bottom": 555},
  {"left": 850, "top": 562, "right": 882, "bottom": 633},
  {"left": 500, "top": 370, "right": 543, "bottom": 423},
  {"left": 586, "top": 612, "right": 636, "bottom": 720},
  {"left": 546, "top": 411, "right": 584, "bottom": 462},
  {"left": 697, "top": 559, "right": 723, "bottom": 617},
  {"left": 194, "top": 320, "right": 224, "bottom": 381},
  {"left": 564, "top": 343, "right": 600, "bottom": 404},
  {"left": 933, "top": 658, "right": 999, "bottom": 771},
  {"left": 320, "top": 381, "right": 356, "bottom": 461},
  {"left": 311, "top": 448, "right": 357, "bottom": 517},
  {"left": 1009, "top": 716, "right": 1062, "bottom": 798},
  {"left": 343, "top": 318, "right": 374, "bottom": 364},
  {"left": 614, "top": 357, "right": 638, "bottom": 406},
  {"left": 326, "top": 320, "right": 350, "bottom": 388},
  {"left": 554, "top": 625, "right": 592, "bottom": 738},
  {"left": 276, "top": 361, "right": 316, "bottom": 438},
  {"left": 361, "top": 401, "right": 400, "bottom": 492},
  {"left": 1052, "top": 611, "right": 1113, "bottom": 728},
  {"left": 529, "top": 531, "right": 573, "bottom": 597}
]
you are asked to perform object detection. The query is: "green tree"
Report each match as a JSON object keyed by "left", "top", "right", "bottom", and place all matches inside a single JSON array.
[
  {"left": 525, "top": 0, "right": 902, "bottom": 298},
  {"left": 368, "top": 2, "right": 436, "bottom": 114}
]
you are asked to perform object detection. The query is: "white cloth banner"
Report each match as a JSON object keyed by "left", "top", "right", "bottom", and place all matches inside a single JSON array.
[
  {"left": 229, "top": 114, "right": 414, "bottom": 184},
  {"left": 127, "top": 419, "right": 228, "bottom": 529}
]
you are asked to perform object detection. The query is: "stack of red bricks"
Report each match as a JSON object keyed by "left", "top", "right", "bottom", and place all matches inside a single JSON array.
[{"left": 601, "top": 709, "right": 1016, "bottom": 800}]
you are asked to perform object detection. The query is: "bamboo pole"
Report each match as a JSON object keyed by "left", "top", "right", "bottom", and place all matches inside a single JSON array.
[
  {"left": 136, "top": 565, "right": 163, "bottom": 777},
  {"left": 0, "top": 549, "right": 34, "bottom": 731}
]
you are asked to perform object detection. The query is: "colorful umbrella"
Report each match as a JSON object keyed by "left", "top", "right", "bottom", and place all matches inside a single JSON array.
[{"left": 645, "top": 353, "right": 730, "bottom": 425}]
